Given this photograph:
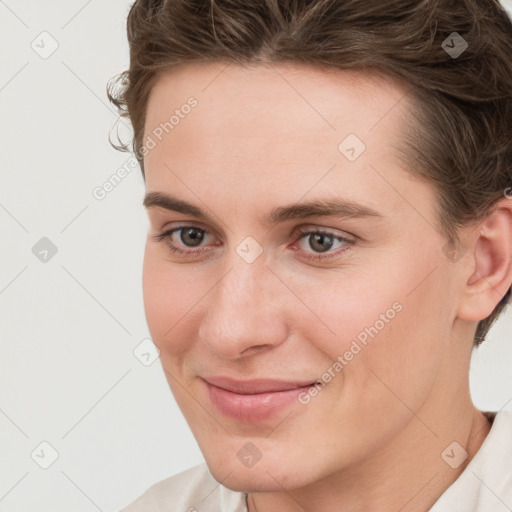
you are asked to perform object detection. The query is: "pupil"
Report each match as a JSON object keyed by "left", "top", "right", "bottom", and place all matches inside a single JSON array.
[
  {"left": 310, "top": 233, "right": 333, "bottom": 253},
  {"left": 182, "top": 228, "right": 204, "bottom": 247}
]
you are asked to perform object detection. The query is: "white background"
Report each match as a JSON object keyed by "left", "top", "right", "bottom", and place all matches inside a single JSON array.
[{"left": 0, "top": 1, "right": 511, "bottom": 510}]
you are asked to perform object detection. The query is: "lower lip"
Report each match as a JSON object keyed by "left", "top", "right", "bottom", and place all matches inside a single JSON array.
[{"left": 205, "top": 381, "right": 315, "bottom": 422}]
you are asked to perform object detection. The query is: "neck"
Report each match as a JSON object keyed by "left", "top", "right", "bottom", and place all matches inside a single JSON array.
[{"left": 247, "top": 403, "right": 491, "bottom": 512}]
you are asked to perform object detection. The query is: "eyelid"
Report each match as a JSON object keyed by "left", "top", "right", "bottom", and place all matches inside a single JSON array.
[
  {"left": 155, "top": 222, "right": 355, "bottom": 245},
  {"left": 152, "top": 224, "right": 216, "bottom": 246},
  {"left": 292, "top": 224, "right": 356, "bottom": 241},
  {"left": 156, "top": 219, "right": 216, "bottom": 234},
  {"left": 290, "top": 226, "right": 355, "bottom": 262},
  {"left": 153, "top": 222, "right": 356, "bottom": 262}
]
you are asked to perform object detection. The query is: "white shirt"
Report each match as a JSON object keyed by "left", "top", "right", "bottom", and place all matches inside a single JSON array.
[{"left": 120, "top": 410, "right": 512, "bottom": 512}]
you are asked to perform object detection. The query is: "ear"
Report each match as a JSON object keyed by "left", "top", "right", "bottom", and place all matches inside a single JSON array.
[{"left": 457, "top": 197, "right": 512, "bottom": 323}]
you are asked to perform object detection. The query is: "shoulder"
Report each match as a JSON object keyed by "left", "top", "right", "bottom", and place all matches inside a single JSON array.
[
  {"left": 119, "top": 462, "right": 247, "bottom": 512},
  {"left": 478, "top": 409, "right": 512, "bottom": 480},
  {"left": 430, "top": 409, "right": 512, "bottom": 512}
]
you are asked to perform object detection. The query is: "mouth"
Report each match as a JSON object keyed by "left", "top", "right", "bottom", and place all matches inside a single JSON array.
[{"left": 202, "top": 376, "right": 319, "bottom": 422}]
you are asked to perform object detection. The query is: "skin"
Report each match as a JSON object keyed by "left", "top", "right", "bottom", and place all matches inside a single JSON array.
[{"left": 141, "top": 61, "right": 512, "bottom": 512}]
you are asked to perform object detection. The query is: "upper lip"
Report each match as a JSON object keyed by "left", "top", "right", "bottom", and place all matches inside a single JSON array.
[{"left": 202, "top": 376, "right": 318, "bottom": 394}]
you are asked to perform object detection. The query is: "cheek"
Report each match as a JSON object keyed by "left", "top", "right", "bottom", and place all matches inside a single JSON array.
[
  {"left": 142, "top": 245, "right": 204, "bottom": 351},
  {"left": 291, "top": 255, "right": 447, "bottom": 385},
  {"left": 282, "top": 267, "right": 401, "bottom": 359},
  {"left": 344, "top": 271, "right": 448, "bottom": 410}
]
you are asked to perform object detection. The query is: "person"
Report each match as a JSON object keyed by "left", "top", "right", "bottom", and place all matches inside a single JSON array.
[{"left": 108, "top": 0, "right": 512, "bottom": 510}]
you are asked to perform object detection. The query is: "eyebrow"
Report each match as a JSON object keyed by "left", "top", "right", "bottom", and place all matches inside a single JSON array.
[{"left": 143, "top": 191, "right": 385, "bottom": 224}]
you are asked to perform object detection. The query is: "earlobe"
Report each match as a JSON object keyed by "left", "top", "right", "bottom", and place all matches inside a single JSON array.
[{"left": 458, "top": 199, "right": 512, "bottom": 322}]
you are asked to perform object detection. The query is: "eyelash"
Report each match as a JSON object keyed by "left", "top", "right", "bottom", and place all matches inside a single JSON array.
[{"left": 152, "top": 225, "right": 355, "bottom": 262}]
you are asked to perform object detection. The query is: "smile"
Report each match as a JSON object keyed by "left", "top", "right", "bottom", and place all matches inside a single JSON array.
[{"left": 202, "top": 376, "right": 318, "bottom": 422}]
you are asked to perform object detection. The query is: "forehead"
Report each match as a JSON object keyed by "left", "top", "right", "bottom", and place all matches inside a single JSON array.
[
  {"left": 145, "top": 61, "right": 410, "bottom": 141},
  {"left": 142, "top": 61, "right": 429, "bottom": 223}
]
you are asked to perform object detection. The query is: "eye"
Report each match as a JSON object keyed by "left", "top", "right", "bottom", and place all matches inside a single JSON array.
[
  {"left": 173, "top": 226, "right": 207, "bottom": 247},
  {"left": 152, "top": 225, "right": 216, "bottom": 257},
  {"left": 292, "top": 227, "right": 354, "bottom": 262},
  {"left": 152, "top": 224, "right": 355, "bottom": 262}
]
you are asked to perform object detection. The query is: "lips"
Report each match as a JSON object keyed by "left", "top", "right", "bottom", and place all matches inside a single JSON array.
[
  {"left": 202, "top": 376, "right": 318, "bottom": 422},
  {"left": 203, "top": 376, "right": 317, "bottom": 394}
]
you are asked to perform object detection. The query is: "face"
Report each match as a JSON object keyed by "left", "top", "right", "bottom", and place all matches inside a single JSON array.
[{"left": 141, "top": 62, "right": 466, "bottom": 491}]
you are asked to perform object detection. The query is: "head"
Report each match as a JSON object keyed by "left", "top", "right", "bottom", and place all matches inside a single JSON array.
[{"left": 108, "top": 0, "right": 512, "bottom": 492}]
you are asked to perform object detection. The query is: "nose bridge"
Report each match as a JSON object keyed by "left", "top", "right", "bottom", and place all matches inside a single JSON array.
[
  {"left": 225, "top": 255, "right": 264, "bottom": 306},
  {"left": 198, "top": 253, "right": 286, "bottom": 358}
]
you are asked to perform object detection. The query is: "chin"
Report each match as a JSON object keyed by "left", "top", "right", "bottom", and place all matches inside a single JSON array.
[
  {"left": 204, "top": 449, "right": 315, "bottom": 493},
  {"left": 208, "top": 463, "right": 294, "bottom": 493}
]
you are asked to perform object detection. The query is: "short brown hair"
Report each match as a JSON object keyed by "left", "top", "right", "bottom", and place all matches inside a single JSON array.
[{"left": 107, "top": 0, "right": 512, "bottom": 346}]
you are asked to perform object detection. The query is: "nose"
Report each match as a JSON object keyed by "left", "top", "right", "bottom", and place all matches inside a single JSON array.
[{"left": 198, "top": 254, "right": 289, "bottom": 359}]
